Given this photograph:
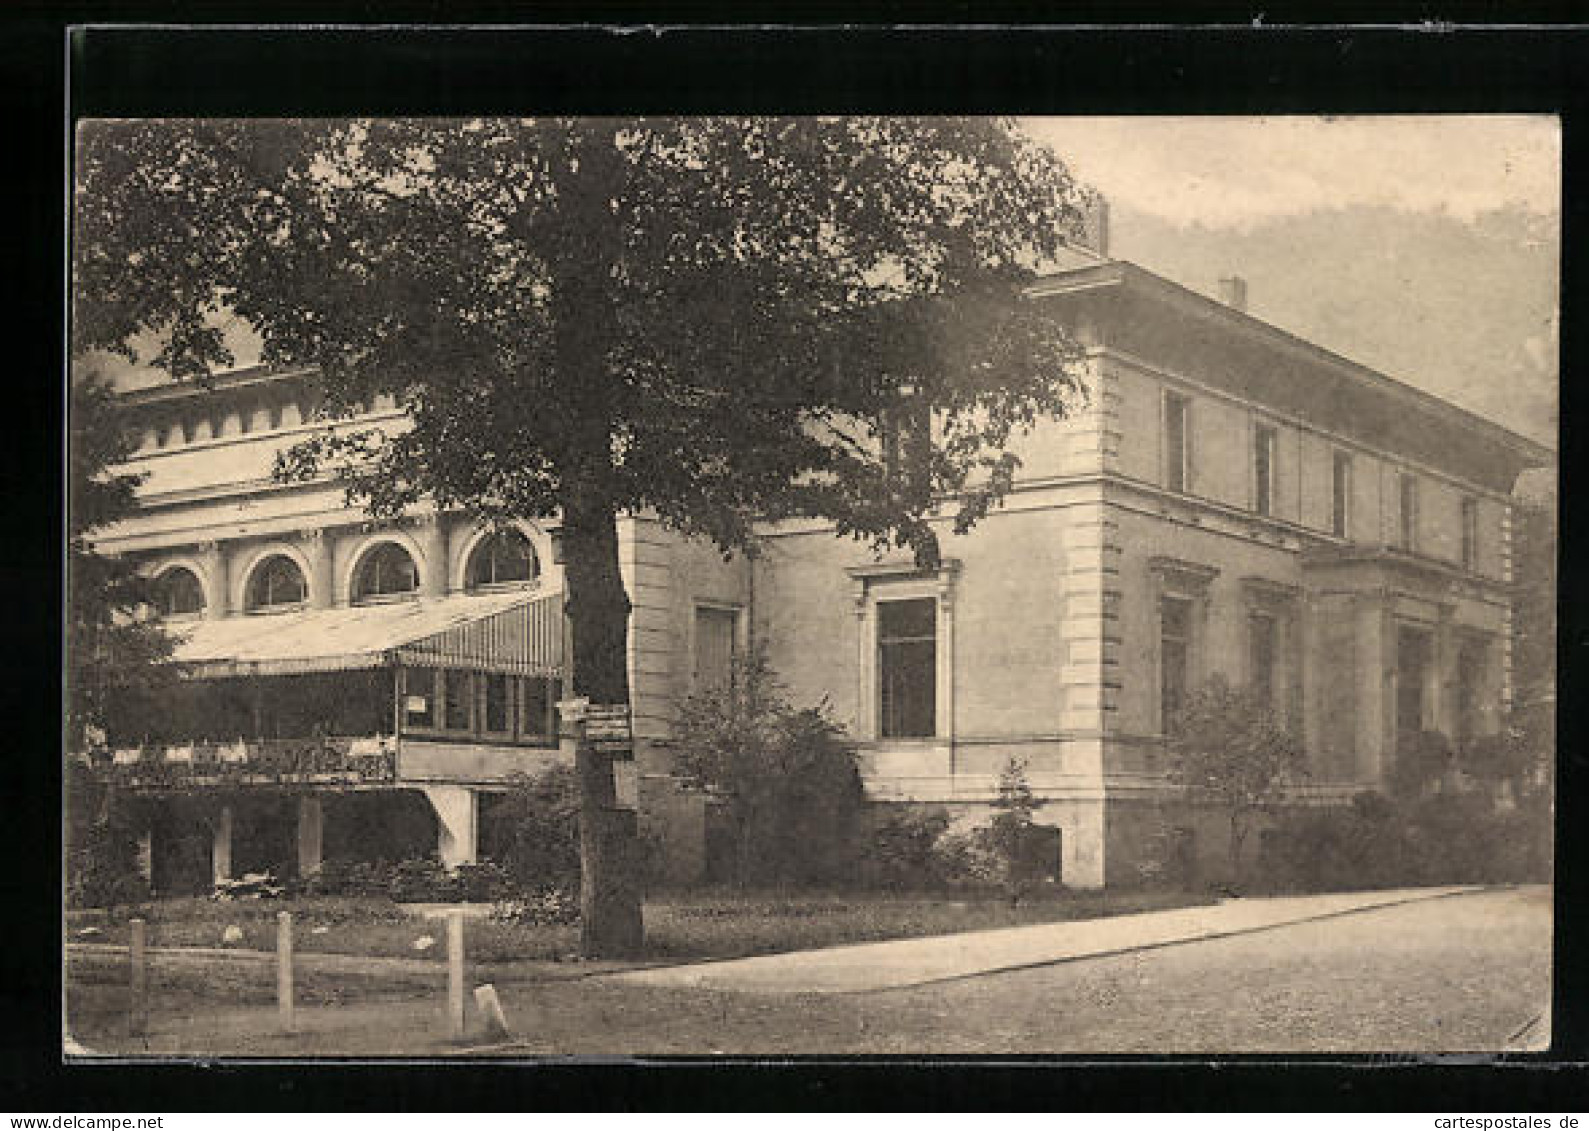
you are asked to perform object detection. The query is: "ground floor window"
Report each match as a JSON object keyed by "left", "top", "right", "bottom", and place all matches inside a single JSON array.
[
  {"left": 1160, "top": 596, "right": 1193, "bottom": 731},
  {"left": 877, "top": 597, "right": 937, "bottom": 739}
]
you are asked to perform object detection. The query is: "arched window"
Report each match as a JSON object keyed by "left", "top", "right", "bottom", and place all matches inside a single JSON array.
[
  {"left": 352, "top": 542, "right": 420, "bottom": 603},
  {"left": 465, "top": 529, "right": 539, "bottom": 590},
  {"left": 154, "top": 567, "right": 205, "bottom": 618},
  {"left": 245, "top": 555, "right": 308, "bottom": 611}
]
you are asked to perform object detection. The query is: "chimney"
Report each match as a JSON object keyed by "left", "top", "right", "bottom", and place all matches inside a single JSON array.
[
  {"left": 1218, "top": 275, "right": 1248, "bottom": 313},
  {"left": 1075, "top": 191, "right": 1110, "bottom": 258}
]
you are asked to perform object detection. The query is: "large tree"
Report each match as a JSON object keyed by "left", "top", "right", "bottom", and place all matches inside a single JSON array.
[
  {"left": 67, "top": 370, "right": 178, "bottom": 752},
  {"left": 72, "top": 117, "right": 1088, "bottom": 954}
]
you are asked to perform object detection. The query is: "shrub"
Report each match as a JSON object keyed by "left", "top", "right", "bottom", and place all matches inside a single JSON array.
[
  {"left": 860, "top": 807, "right": 952, "bottom": 889},
  {"left": 485, "top": 765, "right": 582, "bottom": 894},
  {"left": 455, "top": 860, "right": 519, "bottom": 903},
  {"left": 1390, "top": 729, "right": 1456, "bottom": 800},
  {"left": 1167, "top": 676, "right": 1305, "bottom": 889},
  {"left": 488, "top": 889, "right": 579, "bottom": 926},
  {"left": 673, "top": 648, "right": 865, "bottom": 889},
  {"left": 1260, "top": 787, "right": 1551, "bottom": 893},
  {"left": 387, "top": 857, "right": 459, "bottom": 903}
]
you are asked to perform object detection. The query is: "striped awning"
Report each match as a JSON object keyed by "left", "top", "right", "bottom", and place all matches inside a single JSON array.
[{"left": 171, "top": 588, "right": 564, "bottom": 679}]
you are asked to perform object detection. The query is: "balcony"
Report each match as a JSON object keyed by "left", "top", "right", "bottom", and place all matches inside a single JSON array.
[{"left": 95, "top": 736, "right": 398, "bottom": 790}]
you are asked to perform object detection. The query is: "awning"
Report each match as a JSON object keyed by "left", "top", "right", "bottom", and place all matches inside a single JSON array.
[{"left": 171, "top": 588, "right": 565, "bottom": 680}]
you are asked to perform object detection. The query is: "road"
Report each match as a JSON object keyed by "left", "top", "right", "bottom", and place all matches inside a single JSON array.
[{"left": 69, "top": 886, "right": 1550, "bottom": 1056}]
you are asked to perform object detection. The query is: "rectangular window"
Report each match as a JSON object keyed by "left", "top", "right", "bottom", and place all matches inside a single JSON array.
[
  {"left": 1248, "top": 611, "right": 1278, "bottom": 712},
  {"left": 518, "top": 676, "right": 557, "bottom": 743},
  {"left": 1399, "top": 474, "right": 1420, "bottom": 551},
  {"left": 694, "top": 606, "right": 739, "bottom": 693},
  {"left": 1160, "top": 596, "right": 1192, "bottom": 733},
  {"left": 482, "top": 673, "right": 512, "bottom": 735},
  {"left": 878, "top": 597, "right": 937, "bottom": 739},
  {"left": 1164, "top": 391, "right": 1190, "bottom": 493},
  {"left": 440, "top": 670, "right": 472, "bottom": 732},
  {"left": 1456, "top": 639, "right": 1487, "bottom": 748},
  {"left": 1331, "top": 450, "right": 1352, "bottom": 538},
  {"left": 1461, "top": 496, "right": 1479, "bottom": 570},
  {"left": 1253, "top": 423, "right": 1277, "bottom": 517}
]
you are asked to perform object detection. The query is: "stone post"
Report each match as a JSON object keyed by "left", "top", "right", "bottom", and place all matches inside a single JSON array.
[
  {"left": 296, "top": 796, "right": 324, "bottom": 878},
  {"left": 422, "top": 785, "right": 478, "bottom": 867},
  {"left": 211, "top": 804, "right": 233, "bottom": 887}
]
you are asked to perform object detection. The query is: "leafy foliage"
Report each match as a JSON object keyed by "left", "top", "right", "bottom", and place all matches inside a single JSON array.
[
  {"left": 979, "top": 757, "right": 1043, "bottom": 902},
  {"left": 1389, "top": 729, "right": 1455, "bottom": 800},
  {"left": 73, "top": 117, "right": 1091, "bottom": 952},
  {"left": 73, "top": 117, "right": 1087, "bottom": 563},
  {"left": 484, "top": 765, "right": 583, "bottom": 895},
  {"left": 67, "top": 372, "right": 180, "bottom": 750},
  {"left": 1167, "top": 675, "right": 1305, "bottom": 888},
  {"left": 673, "top": 648, "right": 864, "bottom": 889}
]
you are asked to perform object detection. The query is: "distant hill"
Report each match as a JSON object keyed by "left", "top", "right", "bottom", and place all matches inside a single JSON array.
[{"left": 1109, "top": 202, "right": 1558, "bottom": 447}]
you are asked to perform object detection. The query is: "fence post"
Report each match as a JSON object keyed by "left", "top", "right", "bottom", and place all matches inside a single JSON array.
[
  {"left": 128, "top": 918, "right": 147, "bottom": 1038},
  {"left": 276, "top": 910, "right": 295, "bottom": 1033},
  {"left": 447, "top": 909, "right": 465, "bottom": 1040}
]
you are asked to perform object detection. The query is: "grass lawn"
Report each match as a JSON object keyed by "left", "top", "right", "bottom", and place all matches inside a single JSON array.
[{"left": 66, "top": 886, "right": 1205, "bottom": 965}]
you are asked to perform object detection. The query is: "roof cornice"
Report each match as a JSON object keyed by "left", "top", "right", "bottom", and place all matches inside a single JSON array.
[{"left": 1026, "top": 261, "right": 1554, "bottom": 469}]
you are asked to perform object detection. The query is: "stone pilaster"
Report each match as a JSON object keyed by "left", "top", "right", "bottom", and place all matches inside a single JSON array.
[
  {"left": 200, "top": 541, "right": 230, "bottom": 619},
  {"left": 419, "top": 515, "right": 449, "bottom": 598},
  {"left": 301, "top": 529, "right": 334, "bottom": 609}
]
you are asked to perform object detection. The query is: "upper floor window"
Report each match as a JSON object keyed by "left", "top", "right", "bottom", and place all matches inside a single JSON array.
[
  {"left": 1164, "top": 391, "right": 1190, "bottom": 493},
  {"left": 1253, "top": 423, "right": 1277, "bottom": 517},
  {"left": 352, "top": 542, "right": 420, "bottom": 603},
  {"left": 1399, "top": 474, "right": 1420, "bottom": 551},
  {"left": 1461, "top": 496, "right": 1479, "bottom": 571},
  {"left": 1331, "top": 450, "right": 1352, "bottom": 538},
  {"left": 154, "top": 567, "right": 205, "bottom": 618},
  {"left": 465, "top": 529, "right": 539, "bottom": 590},
  {"left": 877, "top": 597, "right": 937, "bottom": 739},
  {"left": 245, "top": 554, "right": 308, "bottom": 612}
]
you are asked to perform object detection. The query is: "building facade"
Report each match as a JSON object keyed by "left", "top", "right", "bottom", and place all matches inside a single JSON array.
[{"left": 87, "top": 244, "right": 1550, "bottom": 893}]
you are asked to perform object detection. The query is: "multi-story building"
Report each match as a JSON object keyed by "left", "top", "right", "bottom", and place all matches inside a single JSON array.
[{"left": 88, "top": 234, "right": 1551, "bottom": 893}]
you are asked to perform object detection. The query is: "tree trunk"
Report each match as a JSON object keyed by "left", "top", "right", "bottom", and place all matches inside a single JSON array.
[
  {"left": 562, "top": 485, "right": 644, "bottom": 957},
  {"left": 546, "top": 121, "right": 644, "bottom": 959}
]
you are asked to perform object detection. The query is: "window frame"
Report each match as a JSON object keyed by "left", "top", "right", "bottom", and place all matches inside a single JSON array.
[
  {"left": 1159, "top": 594, "right": 1195, "bottom": 736},
  {"left": 876, "top": 595, "right": 939, "bottom": 740},
  {"left": 351, "top": 542, "right": 421, "bottom": 605},
  {"left": 1252, "top": 421, "right": 1278, "bottom": 518},
  {"left": 244, "top": 554, "right": 309, "bottom": 614},
  {"left": 691, "top": 602, "right": 742, "bottom": 693},
  {"left": 1460, "top": 495, "right": 1479, "bottom": 571},
  {"left": 1331, "top": 449, "right": 1353, "bottom": 538},
  {"left": 155, "top": 566, "right": 206, "bottom": 619},
  {"left": 1398, "top": 473, "right": 1421, "bottom": 552},
  {"left": 848, "top": 561, "right": 960, "bottom": 747},
  {"left": 1163, "top": 389, "right": 1191, "bottom": 494},
  {"left": 464, "top": 529, "right": 540, "bottom": 591}
]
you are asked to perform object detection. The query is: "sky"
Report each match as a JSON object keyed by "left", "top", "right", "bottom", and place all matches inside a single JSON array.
[{"left": 1018, "top": 116, "right": 1560, "bottom": 447}]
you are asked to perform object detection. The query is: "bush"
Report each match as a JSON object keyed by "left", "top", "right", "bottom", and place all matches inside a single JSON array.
[
  {"left": 860, "top": 807, "right": 952, "bottom": 889},
  {"left": 485, "top": 765, "right": 582, "bottom": 894},
  {"left": 487, "top": 889, "right": 579, "bottom": 927},
  {"left": 673, "top": 648, "right": 865, "bottom": 889},
  {"left": 1260, "top": 787, "right": 1551, "bottom": 893}
]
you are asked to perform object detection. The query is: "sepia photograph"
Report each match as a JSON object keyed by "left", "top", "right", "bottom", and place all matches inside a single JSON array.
[{"left": 64, "top": 113, "right": 1558, "bottom": 1059}]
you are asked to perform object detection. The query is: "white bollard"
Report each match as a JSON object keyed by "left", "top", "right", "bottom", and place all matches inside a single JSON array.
[
  {"left": 276, "top": 910, "right": 295, "bottom": 1033},
  {"left": 472, "top": 983, "right": 512, "bottom": 1041},
  {"left": 128, "top": 918, "right": 147, "bottom": 1038},
  {"left": 447, "top": 910, "right": 465, "bottom": 1040}
]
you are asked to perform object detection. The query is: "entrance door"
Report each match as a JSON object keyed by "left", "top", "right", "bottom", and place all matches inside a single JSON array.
[{"left": 1397, "top": 626, "right": 1433, "bottom": 741}]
